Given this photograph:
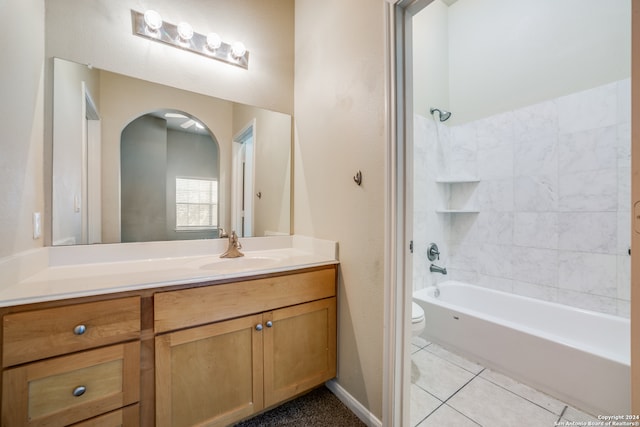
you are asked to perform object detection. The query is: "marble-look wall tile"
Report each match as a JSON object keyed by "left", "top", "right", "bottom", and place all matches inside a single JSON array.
[
  {"left": 476, "top": 111, "right": 515, "bottom": 149},
  {"left": 617, "top": 78, "right": 631, "bottom": 124},
  {"left": 478, "top": 179, "right": 514, "bottom": 212},
  {"left": 558, "top": 82, "right": 617, "bottom": 134},
  {"left": 556, "top": 289, "right": 618, "bottom": 316},
  {"left": 617, "top": 122, "right": 631, "bottom": 167},
  {"left": 558, "top": 126, "right": 617, "bottom": 173},
  {"left": 446, "top": 122, "right": 478, "bottom": 178},
  {"left": 618, "top": 167, "right": 631, "bottom": 211},
  {"left": 449, "top": 212, "right": 481, "bottom": 245},
  {"left": 512, "top": 247, "right": 558, "bottom": 286},
  {"left": 478, "top": 142, "right": 513, "bottom": 180},
  {"left": 449, "top": 242, "right": 479, "bottom": 272},
  {"left": 558, "top": 169, "right": 617, "bottom": 212},
  {"left": 558, "top": 251, "right": 617, "bottom": 297},
  {"left": 514, "top": 135, "right": 557, "bottom": 178},
  {"left": 478, "top": 243, "right": 513, "bottom": 279},
  {"left": 514, "top": 175, "right": 558, "bottom": 212},
  {"left": 617, "top": 300, "right": 630, "bottom": 318},
  {"left": 477, "top": 275, "right": 514, "bottom": 293},
  {"left": 448, "top": 268, "right": 479, "bottom": 284},
  {"left": 476, "top": 212, "right": 513, "bottom": 245},
  {"left": 513, "top": 213, "right": 558, "bottom": 249},
  {"left": 512, "top": 280, "right": 558, "bottom": 303},
  {"left": 558, "top": 212, "right": 617, "bottom": 254},
  {"left": 617, "top": 255, "right": 631, "bottom": 301},
  {"left": 512, "top": 99, "right": 558, "bottom": 142},
  {"left": 617, "top": 211, "right": 631, "bottom": 255}
]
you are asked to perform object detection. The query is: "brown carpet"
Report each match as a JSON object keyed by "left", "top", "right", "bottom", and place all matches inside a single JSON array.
[{"left": 234, "top": 386, "right": 366, "bottom": 426}]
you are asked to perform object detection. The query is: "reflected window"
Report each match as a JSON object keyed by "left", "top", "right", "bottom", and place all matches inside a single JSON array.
[{"left": 176, "top": 177, "right": 218, "bottom": 229}]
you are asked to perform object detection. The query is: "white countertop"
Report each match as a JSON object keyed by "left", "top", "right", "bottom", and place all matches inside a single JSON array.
[{"left": 0, "top": 236, "right": 338, "bottom": 307}]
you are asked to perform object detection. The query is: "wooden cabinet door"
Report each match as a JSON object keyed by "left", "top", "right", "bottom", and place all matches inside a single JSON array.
[
  {"left": 263, "top": 297, "right": 336, "bottom": 407},
  {"left": 155, "top": 314, "right": 264, "bottom": 427}
]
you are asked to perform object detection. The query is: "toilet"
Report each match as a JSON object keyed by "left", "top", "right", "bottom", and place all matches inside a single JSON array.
[{"left": 411, "top": 302, "right": 425, "bottom": 336}]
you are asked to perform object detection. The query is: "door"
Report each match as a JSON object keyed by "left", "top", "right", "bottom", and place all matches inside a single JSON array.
[
  {"left": 232, "top": 121, "right": 255, "bottom": 237},
  {"left": 263, "top": 298, "right": 337, "bottom": 407},
  {"left": 155, "top": 314, "right": 264, "bottom": 427}
]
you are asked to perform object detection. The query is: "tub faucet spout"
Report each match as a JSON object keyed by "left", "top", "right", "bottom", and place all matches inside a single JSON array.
[{"left": 430, "top": 264, "right": 447, "bottom": 275}]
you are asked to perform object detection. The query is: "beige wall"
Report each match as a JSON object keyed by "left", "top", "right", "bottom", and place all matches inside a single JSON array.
[
  {"left": 0, "top": 0, "right": 45, "bottom": 258},
  {"left": 45, "top": 0, "right": 294, "bottom": 115},
  {"left": 294, "top": 0, "right": 386, "bottom": 419},
  {"left": 447, "top": 0, "right": 631, "bottom": 124}
]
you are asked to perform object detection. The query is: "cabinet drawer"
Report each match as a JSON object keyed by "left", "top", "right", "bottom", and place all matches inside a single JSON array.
[
  {"left": 70, "top": 404, "right": 140, "bottom": 427},
  {"left": 155, "top": 267, "right": 336, "bottom": 333},
  {"left": 3, "top": 297, "right": 141, "bottom": 367},
  {"left": 2, "top": 342, "right": 140, "bottom": 427}
]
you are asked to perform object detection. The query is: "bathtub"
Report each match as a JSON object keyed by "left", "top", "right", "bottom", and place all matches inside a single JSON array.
[{"left": 413, "top": 281, "right": 630, "bottom": 416}]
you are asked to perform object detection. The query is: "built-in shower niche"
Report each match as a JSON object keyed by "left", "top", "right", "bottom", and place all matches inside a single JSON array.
[{"left": 435, "top": 177, "right": 480, "bottom": 213}]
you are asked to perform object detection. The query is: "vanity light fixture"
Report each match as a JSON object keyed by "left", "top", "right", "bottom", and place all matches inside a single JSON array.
[
  {"left": 131, "top": 10, "right": 249, "bottom": 69},
  {"left": 177, "top": 22, "right": 194, "bottom": 43},
  {"left": 231, "top": 42, "right": 247, "bottom": 59},
  {"left": 143, "top": 10, "right": 163, "bottom": 36},
  {"left": 206, "top": 33, "right": 222, "bottom": 51}
]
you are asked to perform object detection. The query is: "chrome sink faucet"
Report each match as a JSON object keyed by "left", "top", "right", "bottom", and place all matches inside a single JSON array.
[{"left": 220, "top": 230, "right": 244, "bottom": 258}]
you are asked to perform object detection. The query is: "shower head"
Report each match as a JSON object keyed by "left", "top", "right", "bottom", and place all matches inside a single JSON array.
[{"left": 430, "top": 107, "right": 452, "bottom": 122}]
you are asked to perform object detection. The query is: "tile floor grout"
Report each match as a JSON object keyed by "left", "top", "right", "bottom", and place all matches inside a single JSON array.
[{"left": 411, "top": 340, "right": 600, "bottom": 427}]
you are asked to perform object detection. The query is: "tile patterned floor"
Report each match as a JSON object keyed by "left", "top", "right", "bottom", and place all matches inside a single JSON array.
[{"left": 410, "top": 337, "right": 601, "bottom": 427}]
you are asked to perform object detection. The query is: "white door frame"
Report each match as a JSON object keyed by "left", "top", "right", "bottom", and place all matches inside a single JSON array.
[
  {"left": 231, "top": 120, "right": 256, "bottom": 237},
  {"left": 81, "top": 82, "right": 102, "bottom": 244}
]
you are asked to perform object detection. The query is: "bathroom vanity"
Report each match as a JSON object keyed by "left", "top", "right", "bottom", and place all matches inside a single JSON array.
[{"left": 0, "top": 237, "right": 338, "bottom": 427}]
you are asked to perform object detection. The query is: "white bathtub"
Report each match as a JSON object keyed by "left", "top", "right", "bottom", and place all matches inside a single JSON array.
[{"left": 413, "top": 281, "right": 630, "bottom": 416}]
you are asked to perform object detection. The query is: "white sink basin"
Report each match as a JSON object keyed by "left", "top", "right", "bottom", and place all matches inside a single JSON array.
[{"left": 189, "top": 255, "right": 281, "bottom": 273}]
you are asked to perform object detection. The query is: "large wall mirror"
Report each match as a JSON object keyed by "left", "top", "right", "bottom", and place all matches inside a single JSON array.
[{"left": 52, "top": 57, "right": 291, "bottom": 245}]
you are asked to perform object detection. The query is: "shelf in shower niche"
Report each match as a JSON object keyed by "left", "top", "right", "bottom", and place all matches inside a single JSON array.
[
  {"left": 435, "top": 177, "right": 480, "bottom": 184},
  {"left": 435, "top": 209, "right": 480, "bottom": 214}
]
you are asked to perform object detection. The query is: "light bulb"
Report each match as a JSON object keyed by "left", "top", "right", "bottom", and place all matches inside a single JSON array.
[
  {"left": 177, "top": 22, "right": 193, "bottom": 41},
  {"left": 143, "top": 10, "right": 163, "bottom": 31},
  {"left": 206, "top": 33, "right": 222, "bottom": 51},
  {"left": 231, "top": 41, "right": 246, "bottom": 59}
]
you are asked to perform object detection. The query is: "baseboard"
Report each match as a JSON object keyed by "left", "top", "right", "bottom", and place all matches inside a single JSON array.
[{"left": 325, "top": 380, "right": 382, "bottom": 427}]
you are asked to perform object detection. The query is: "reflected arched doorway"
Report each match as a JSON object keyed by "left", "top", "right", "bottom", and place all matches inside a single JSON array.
[{"left": 120, "top": 109, "right": 220, "bottom": 242}]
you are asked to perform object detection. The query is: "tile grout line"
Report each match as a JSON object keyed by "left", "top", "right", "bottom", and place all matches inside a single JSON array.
[
  {"left": 557, "top": 405, "right": 568, "bottom": 424},
  {"left": 477, "top": 372, "right": 568, "bottom": 418},
  {"left": 419, "top": 368, "right": 487, "bottom": 427}
]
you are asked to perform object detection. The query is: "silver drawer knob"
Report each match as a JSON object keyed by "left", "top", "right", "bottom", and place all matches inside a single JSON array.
[
  {"left": 255, "top": 324, "right": 263, "bottom": 331},
  {"left": 266, "top": 321, "right": 273, "bottom": 328},
  {"left": 73, "top": 386, "right": 86, "bottom": 397},
  {"left": 73, "top": 325, "right": 87, "bottom": 335}
]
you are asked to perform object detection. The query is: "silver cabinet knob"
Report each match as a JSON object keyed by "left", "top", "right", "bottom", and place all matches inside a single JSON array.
[
  {"left": 73, "top": 325, "right": 87, "bottom": 335},
  {"left": 266, "top": 321, "right": 273, "bottom": 328},
  {"left": 73, "top": 386, "right": 86, "bottom": 397},
  {"left": 255, "top": 324, "right": 263, "bottom": 331}
]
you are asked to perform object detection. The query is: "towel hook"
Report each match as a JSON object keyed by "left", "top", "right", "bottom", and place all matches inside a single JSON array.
[{"left": 353, "top": 170, "right": 362, "bottom": 186}]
